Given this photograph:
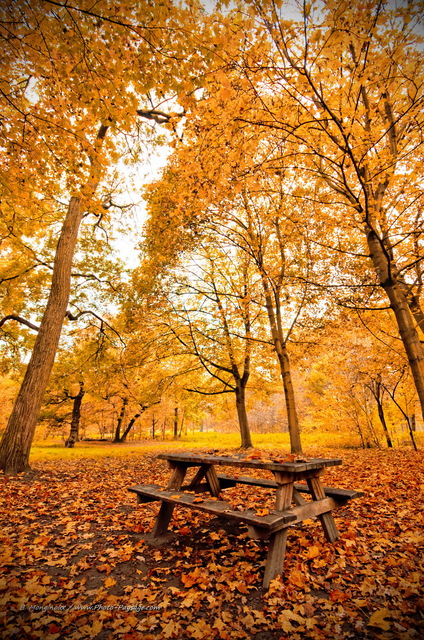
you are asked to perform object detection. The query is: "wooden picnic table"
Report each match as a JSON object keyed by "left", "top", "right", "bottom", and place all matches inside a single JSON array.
[{"left": 128, "top": 452, "right": 363, "bottom": 588}]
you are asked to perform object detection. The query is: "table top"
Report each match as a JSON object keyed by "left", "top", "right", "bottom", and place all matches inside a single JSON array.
[{"left": 157, "top": 452, "right": 342, "bottom": 473}]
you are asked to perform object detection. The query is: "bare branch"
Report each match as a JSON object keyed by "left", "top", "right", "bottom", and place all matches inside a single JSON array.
[{"left": 0, "top": 314, "right": 40, "bottom": 332}]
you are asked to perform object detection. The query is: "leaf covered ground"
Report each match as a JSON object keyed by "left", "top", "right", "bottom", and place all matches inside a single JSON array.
[{"left": 0, "top": 447, "right": 423, "bottom": 640}]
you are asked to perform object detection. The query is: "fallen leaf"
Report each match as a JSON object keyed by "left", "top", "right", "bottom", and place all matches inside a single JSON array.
[{"left": 368, "top": 608, "right": 391, "bottom": 631}]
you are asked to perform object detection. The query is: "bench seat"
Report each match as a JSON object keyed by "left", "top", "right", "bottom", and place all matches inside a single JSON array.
[
  {"left": 216, "top": 474, "right": 363, "bottom": 501},
  {"left": 128, "top": 483, "right": 296, "bottom": 533}
]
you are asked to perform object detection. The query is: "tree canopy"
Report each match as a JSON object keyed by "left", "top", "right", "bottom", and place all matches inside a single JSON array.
[{"left": 1, "top": 0, "right": 423, "bottom": 472}]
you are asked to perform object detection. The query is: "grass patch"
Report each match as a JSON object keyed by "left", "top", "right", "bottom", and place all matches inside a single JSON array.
[{"left": 29, "top": 428, "right": 422, "bottom": 462}]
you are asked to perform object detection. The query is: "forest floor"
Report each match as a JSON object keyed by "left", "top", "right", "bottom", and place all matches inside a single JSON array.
[{"left": 0, "top": 445, "right": 423, "bottom": 640}]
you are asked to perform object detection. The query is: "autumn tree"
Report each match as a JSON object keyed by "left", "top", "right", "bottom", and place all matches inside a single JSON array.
[
  {"left": 158, "top": 241, "right": 263, "bottom": 448},
  {"left": 235, "top": 0, "right": 424, "bottom": 420},
  {"left": 0, "top": 0, "right": 215, "bottom": 473}
]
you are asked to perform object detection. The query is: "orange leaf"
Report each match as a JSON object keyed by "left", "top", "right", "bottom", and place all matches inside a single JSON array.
[
  {"left": 289, "top": 569, "right": 306, "bottom": 589},
  {"left": 48, "top": 624, "right": 61, "bottom": 634},
  {"left": 97, "top": 564, "right": 112, "bottom": 574},
  {"left": 306, "top": 545, "right": 320, "bottom": 559},
  {"left": 330, "top": 589, "right": 351, "bottom": 603},
  {"left": 104, "top": 576, "right": 116, "bottom": 588},
  {"left": 179, "top": 526, "right": 191, "bottom": 535}
]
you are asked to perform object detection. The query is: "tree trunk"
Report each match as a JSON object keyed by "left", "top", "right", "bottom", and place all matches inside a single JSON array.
[
  {"left": 367, "top": 229, "right": 424, "bottom": 424},
  {"left": 375, "top": 397, "right": 393, "bottom": 449},
  {"left": 0, "top": 124, "right": 108, "bottom": 474},
  {"left": 235, "top": 381, "right": 253, "bottom": 448},
  {"left": 406, "top": 417, "right": 418, "bottom": 451},
  {"left": 120, "top": 411, "right": 141, "bottom": 443},
  {"left": 174, "top": 406, "right": 179, "bottom": 439},
  {"left": 114, "top": 397, "right": 128, "bottom": 443},
  {"left": 367, "top": 380, "right": 393, "bottom": 448},
  {"left": 259, "top": 272, "right": 302, "bottom": 454},
  {"left": 278, "top": 342, "right": 302, "bottom": 454},
  {"left": 178, "top": 413, "right": 185, "bottom": 438},
  {"left": 152, "top": 415, "right": 156, "bottom": 439},
  {"left": 0, "top": 197, "right": 84, "bottom": 473},
  {"left": 65, "top": 382, "right": 85, "bottom": 448}
]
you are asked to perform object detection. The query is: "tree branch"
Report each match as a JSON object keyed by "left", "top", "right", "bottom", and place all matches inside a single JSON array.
[{"left": 0, "top": 314, "right": 40, "bottom": 332}]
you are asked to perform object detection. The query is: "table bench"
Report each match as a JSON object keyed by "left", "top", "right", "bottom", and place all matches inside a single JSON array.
[
  {"left": 128, "top": 483, "right": 297, "bottom": 532},
  {"left": 128, "top": 452, "right": 363, "bottom": 588},
  {"left": 217, "top": 473, "right": 363, "bottom": 502}
]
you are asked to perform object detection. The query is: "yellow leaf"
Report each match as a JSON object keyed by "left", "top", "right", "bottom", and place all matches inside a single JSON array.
[
  {"left": 162, "top": 620, "right": 182, "bottom": 638},
  {"left": 306, "top": 545, "right": 320, "bottom": 559},
  {"left": 368, "top": 608, "right": 391, "bottom": 631},
  {"left": 284, "top": 610, "right": 304, "bottom": 624}
]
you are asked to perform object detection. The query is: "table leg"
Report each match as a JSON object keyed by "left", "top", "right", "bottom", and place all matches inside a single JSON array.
[
  {"left": 306, "top": 474, "right": 340, "bottom": 542},
  {"left": 187, "top": 464, "right": 221, "bottom": 497},
  {"left": 263, "top": 475, "right": 293, "bottom": 588},
  {"left": 153, "top": 463, "right": 187, "bottom": 536},
  {"left": 205, "top": 465, "right": 221, "bottom": 497}
]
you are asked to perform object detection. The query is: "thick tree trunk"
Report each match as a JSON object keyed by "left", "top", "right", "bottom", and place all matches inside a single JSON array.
[
  {"left": 0, "top": 124, "right": 108, "bottom": 474},
  {"left": 114, "top": 397, "right": 128, "bottom": 443},
  {"left": 0, "top": 197, "right": 83, "bottom": 473},
  {"left": 235, "top": 381, "right": 253, "bottom": 448},
  {"left": 65, "top": 382, "right": 85, "bottom": 448}
]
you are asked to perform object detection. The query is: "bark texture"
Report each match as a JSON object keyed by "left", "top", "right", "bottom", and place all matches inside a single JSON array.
[{"left": 235, "top": 381, "right": 253, "bottom": 448}]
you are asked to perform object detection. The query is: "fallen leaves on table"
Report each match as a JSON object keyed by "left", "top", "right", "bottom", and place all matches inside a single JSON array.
[{"left": 0, "top": 448, "right": 423, "bottom": 640}]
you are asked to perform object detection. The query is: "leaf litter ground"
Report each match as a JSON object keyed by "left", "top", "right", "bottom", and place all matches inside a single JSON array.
[{"left": 0, "top": 448, "right": 423, "bottom": 640}]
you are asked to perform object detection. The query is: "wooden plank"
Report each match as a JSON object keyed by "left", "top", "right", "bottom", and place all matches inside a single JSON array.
[
  {"left": 295, "top": 483, "right": 364, "bottom": 500},
  {"left": 282, "top": 497, "right": 338, "bottom": 526},
  {"left": 158, "top": 453, "right": 342, "bottom": 473},
  {"left": 181, "top": 482, "right": 209, "bottom": 493},
  {"left": 262, "top": 480, "right": 293, "bottom": 588},
  {"left": 292, "top": 488, "right": 307, "bottom": 506},
  {"left": 205, "top": 465, "right": 222, "bottom": 497},
  {"left": 167, "top": 463, "right": 188, "bottom": 490},
  {"left": 187, "top": 463, "right": 221, "bottom": 497},
  {"left": 129, "top": 484, "right": 162, "bottom": 501},
  {"left": 187, "top": 464, "right": 209, "bottom": 489},
  {"left": 154, "top": 463, "right": 188, "bottom": 536},
  {"left": 216, "top": 475, "right": 363, "bottom": 501},
  {"left": 217, "top": 474, "right": 277, "bottom": 489},
  {"left": 263, "top": 528, "right": 290, "bottom": 589},
  {"left": 307, "top": 476, "right": 340, "bottom": 542},
  {"left": 128, "top": 485, "right": 296, "bottom": 531},
  {"left": 247, "top": 525, "right": 270, "bottom": 540},
  {"left": 274, "top": 475, "right": 294, "bottom": 509}
]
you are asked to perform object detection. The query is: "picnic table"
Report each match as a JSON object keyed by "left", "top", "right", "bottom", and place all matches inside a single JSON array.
[{"left": 128, "top": 452, "right": 363, "bottom": 588}]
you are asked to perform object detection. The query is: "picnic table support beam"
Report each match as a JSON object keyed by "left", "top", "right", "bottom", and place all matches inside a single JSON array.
[
  {"left": 262, "top": 473, "right": 293, "bottom": 588},
  {"left": 153, "top": 463, "right": 187, "bottom": 536},
  {"left": 307, "top": 475, "right": 340, "bottom": 542},
  {"left": 188, "top": 464, "right": 221, "bottom": 497}
]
